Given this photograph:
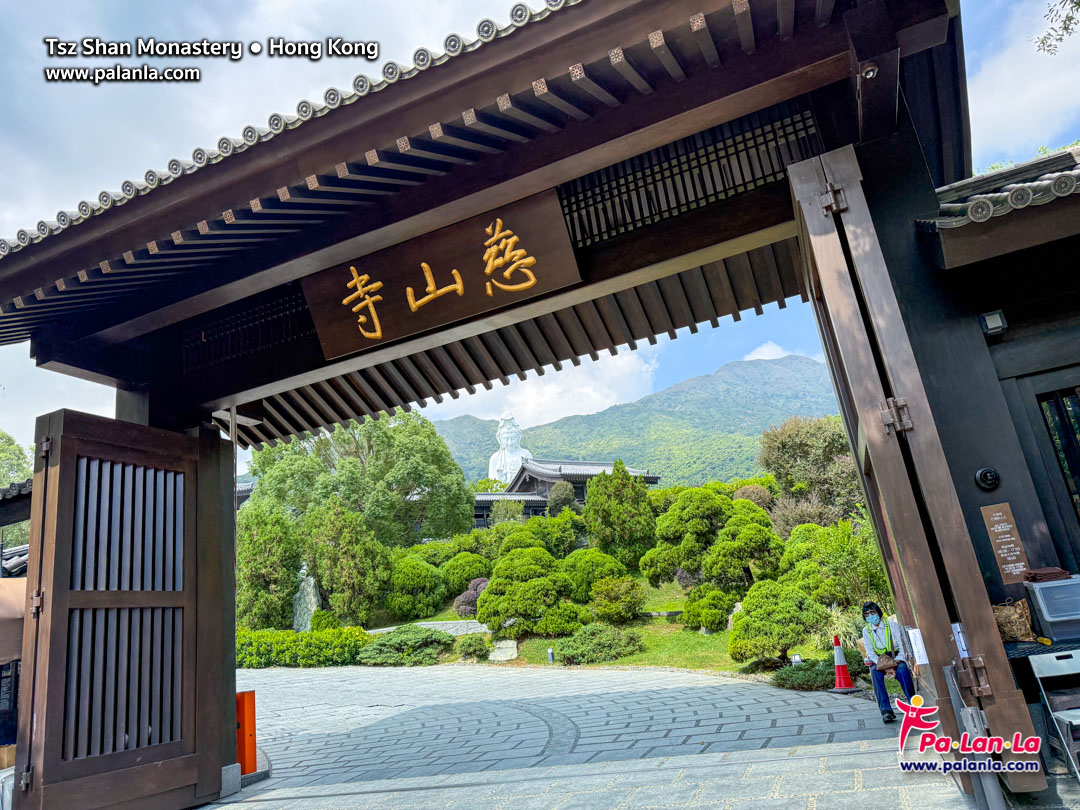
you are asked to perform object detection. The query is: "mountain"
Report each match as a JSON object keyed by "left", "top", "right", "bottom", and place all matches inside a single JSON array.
[{"left": 433, "top": 355, "right": 838, "bottom": 486}]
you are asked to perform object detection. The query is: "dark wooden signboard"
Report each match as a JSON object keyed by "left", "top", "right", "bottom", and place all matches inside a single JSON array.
[
  {"left": 302, "top": 190, "right": 580, "bottom": 361},
  {"left": 980, "top": 502, "right": 1031, "bottom": 585}
]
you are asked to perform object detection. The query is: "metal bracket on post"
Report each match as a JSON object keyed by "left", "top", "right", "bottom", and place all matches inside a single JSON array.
[
  {"left": 820, "top": 181, "right": 847, "bottom": 215},
  {"left": 37, "top": 437, "right": 52, "bottom": 458},
  {"left": 19, "top": 766, "right": 32, "bottom": 791},
  {"left": 953, "top": 654, "right": 993, "bottom": 698},
  {"left": 880, "top": 396, "right": 913, "bottom": 434},
  {"left": 30, "top": 590, "right": 43, "bottom": 618}
]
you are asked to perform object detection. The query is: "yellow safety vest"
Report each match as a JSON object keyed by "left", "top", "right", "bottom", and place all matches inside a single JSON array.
[{"left": 867, "top": 621, "right": 893, "bottom": 655}]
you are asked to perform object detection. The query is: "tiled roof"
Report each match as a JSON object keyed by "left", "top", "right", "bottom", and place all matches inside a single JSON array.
[
  {"left": 0, "top": 0, "right": 583, "bottom": 263},
  {"left": 522, "top": 458, "right": 656, "bottom": 479},
  {"left": 919, "top": 148, "right": 1080, "bottom": 230},
  {"left": 2, "top": 543, "right": 29, "bottom": 577},
  {"left": 0, "top": 479, "right": 31, "bottom": 501}
]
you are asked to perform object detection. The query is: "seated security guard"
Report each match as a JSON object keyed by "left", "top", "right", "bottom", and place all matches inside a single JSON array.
[{"left": 861, "top": 601, "right": 916, "bottom": 723}]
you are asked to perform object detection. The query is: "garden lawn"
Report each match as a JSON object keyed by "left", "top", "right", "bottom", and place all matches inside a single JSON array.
[
  {"left": 366, "top": 602, "right": 461, "bottom": 629},
  {"left": 635, "top": 575, "right": 687, "bottom": 612}
]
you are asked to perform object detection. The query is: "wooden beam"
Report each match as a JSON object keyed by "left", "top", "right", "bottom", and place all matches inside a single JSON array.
[
  {"left": 777, "top": 0, "right": 795, "bottom": 39},
  {"left": 531, "top": 78, "right": 589, "bottom": 121},
  {"left": 690, "top": 12, "right": 721, "bottom": 67},
  {"left": 815, "top": 0, "right": 835, "bottom": 27},
  {"left": 845, "top": 1, "right": 900, "bottom": 143},
  {"left": 733, "top": 0, "right": 756, "bottom": 55},
  {"left": 363, "top": 149, "right": 448, "bottom": 176},
  {"left": 496, "top": 94, "right": 560, "bottom": 133},
  {"left": 649, "top": 30, "right": 686, "bottom": 81},
  {"left": 395, "top": 135, "right": 475, "bottom": 166},
  {"left": 429, "top": 121, "right": 503, "bottom": 154},
  {"left": 569, "top": 63, "right": 620, "bottom": 107},
  {"left": 462, "top": 108, "right": 531, "bottom": 143},
  {"left": 609, "top": 47, "right": 653, "bottom": 94}
]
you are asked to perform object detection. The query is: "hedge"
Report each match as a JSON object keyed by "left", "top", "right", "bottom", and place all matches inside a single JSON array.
[
  {"left": 554, "top": 624, "right": 644, "bottom": 665},
  {"left": 236, "top": 627, "right": 373, "bottom": 668},
  {"left": 355, "top": 625, "right": 455, "bottom": 666}
]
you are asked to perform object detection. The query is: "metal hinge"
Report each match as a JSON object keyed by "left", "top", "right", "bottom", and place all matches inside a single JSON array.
[
  {"left": 19, "top": 766, "right": 32, "bottom": 791},
  {"left": 880, "top": 397, "right": 914, "bottom": 435},
  {"left": 37, "top": 437, "right": 52, "bottom": 458},
  {"left": 30, "top": 590, "right": 43, "bottom": 618},
  {"left": 820, "top": 181, "right": 847, "bottom": 215},
  {"left": 954, "top": 654, "right": 993, "bottom": 698}
]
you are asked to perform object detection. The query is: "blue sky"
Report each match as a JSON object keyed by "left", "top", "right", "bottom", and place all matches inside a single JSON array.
[{"left": 1, "top": 0, "right": 1078, "bottom": 453}]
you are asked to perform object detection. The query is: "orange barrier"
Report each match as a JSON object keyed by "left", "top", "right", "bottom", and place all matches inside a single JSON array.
[
  {"left": 236, "top": 690, "right": 257, "bottom": 775},
  {"left": 829, "top": 635, "right": 859, "bottom": 693}
]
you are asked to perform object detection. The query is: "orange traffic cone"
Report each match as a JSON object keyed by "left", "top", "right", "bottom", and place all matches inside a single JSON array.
[{"left": 829, "top": 635, "right": 859, "bottom": 693}]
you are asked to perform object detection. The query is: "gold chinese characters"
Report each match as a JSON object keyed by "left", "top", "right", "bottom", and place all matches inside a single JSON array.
[
  {"left": 483, "top": 218, "right": 537, "bottom": 296},
  {"left": 341, "top": 266, "right": 384, "bottom": 340},
  {"left": 406, "top": 262, "right": 464, "bottom": 312}
]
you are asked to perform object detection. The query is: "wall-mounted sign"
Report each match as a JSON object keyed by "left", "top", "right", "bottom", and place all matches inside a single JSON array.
[
  {"left": 980, "top": 502, "right": 1031, "bottom": 585},
  {"left": 301, "top": 190, "right": 580, "bottom": 361}
]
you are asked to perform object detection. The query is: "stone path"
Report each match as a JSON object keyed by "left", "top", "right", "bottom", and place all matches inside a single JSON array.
[
  {"left": 368, "top": 620, "right": 489, "bottom": 636},
  {"left": 214, "top": 666, "right": 973, "bottom": 809}
]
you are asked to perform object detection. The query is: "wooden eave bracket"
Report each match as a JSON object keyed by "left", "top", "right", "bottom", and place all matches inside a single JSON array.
[{"left": 844, "top": 1, "right": 900, "bottom": 144}]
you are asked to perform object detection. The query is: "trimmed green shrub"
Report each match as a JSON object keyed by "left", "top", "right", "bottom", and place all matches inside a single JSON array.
[
  {"left": 302, "top": 496, "right": 393, "bottom": 627},
  {"left": 682, "top": 584, "right": 738, "bottom": 632},
  {"left": 772, "top": 659, "right": 834, "bottom": 691},
  {"left": 236, "top": 626, "right": 372, "bottom": 668},
  {"left": 387, "top": 556, "right": 446, "bottom": 620},
  {"left": 455, "top": 633, "right": 491, "bottom": 661},
  {"left": 476, "top": 572, "right": 586, "bottom": 639},
  {"left": 497, "top": 530, "right": 546, "bottom": 558},
  {"left": 547, "top": 480, "right": 578, "bottom": 515},
  {"left": 236, "top": 498, "right": 304, "bottom": 631},
  {"left": 491, "top": 499, "right": 525, "bottom": 524},
  {"left": 441, "top": 552, "right": 492, "bottom": 596},
  {"left": 561, "top": 548, "right": 627, "bottom": 603},
  {"left": 309, "top": 610, "right": 341, "bottom": 632},
  {"left": 588, "top": 576, "right": 645, "bottom": 624},
  {"left": 525, "top": 509, "right": 586, "bottom": 558},
  {"left": 491, "top": 547, "right": 558, "bottom": 582},
  {"left": 583, "top": 460, "right": 657, "bottom": 570},
  {"left": 553, "top": 623, "right": 644, "bottom": 665},
  {"left": 654, "top": 488, "right": 734, "bottom": 579},
  {"left": 355, "top": 625, "right": 455, "bottom": 666},
  {"left": 729, "top": 580, "right": 828, "bottom": 663},
  {"left": 407, "top": 541, "right": 459, "bottom": 568},
  {"left": 534, "top": 601, "right": 592, "bottom": 637}
]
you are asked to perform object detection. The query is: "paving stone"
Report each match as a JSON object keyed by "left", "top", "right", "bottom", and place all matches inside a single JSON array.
[{"left": 776, "top": 771, "right": 858, "bottom": 794}]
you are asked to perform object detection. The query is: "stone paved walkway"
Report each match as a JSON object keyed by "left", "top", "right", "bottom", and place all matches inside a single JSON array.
[{"left": 215, "top": 666, "right": 973, "bottom": 809}]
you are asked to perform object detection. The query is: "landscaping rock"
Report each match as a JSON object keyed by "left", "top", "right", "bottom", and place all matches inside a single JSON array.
[
  {"left": 292, "top": 576, "right": 320, "bottom": 633},
  {"left": 489, "top": 639, "right": 518, "bottom": 662},
  {"left": 727, "top": 601, "right": 743, "bottom": 631}
]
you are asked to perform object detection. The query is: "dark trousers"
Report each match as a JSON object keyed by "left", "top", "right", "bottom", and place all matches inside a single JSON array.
[{"left": 870, "top": 660, "right": 916, "bottom": 715}]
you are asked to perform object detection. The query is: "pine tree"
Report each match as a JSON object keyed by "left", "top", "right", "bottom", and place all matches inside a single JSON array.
[{"left": 583, "top": 461, "right": 656, "bottom": 571}]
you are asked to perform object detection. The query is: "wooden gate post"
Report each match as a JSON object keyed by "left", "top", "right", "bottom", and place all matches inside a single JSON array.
[{"left": 818, "top": 146, "right": 1043, "bottom": 790}]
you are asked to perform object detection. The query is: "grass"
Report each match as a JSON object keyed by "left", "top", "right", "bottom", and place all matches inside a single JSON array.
[
  {"left": 634, "top": 574, "right": 688, "bottom": 612},
  {"left": 365, "top": 601, "right": 464, "bottom": 629}
]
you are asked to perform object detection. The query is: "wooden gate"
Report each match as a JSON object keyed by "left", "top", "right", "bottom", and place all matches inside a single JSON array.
[{"left": 15, "top": 410, "right": 219, "bottom": 809}]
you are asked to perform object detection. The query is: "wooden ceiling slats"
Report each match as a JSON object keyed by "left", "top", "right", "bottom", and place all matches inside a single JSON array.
[
  {"left": 396, "top": 355, "right": 443, "bottom": 403},
  {"left": 555, "top": 307, "right": 599, "bottom": 362},
  {"left": 724, "top": 252, "right": 762, "bottom": 315},
  {"left": 465, "top": 335, "right": 510, "bottom": 387},
  {"left": 777, "top": 0, "right": 796, "bottom": 40},
  {"left": 531, "top": 78, "right": 590, "bottom": 122},
  {"left": 313, "top": 379, "right": 357, "bottom": 423},
  {"left": 649, "top": 30, "right": 686, "bottom": 82},
  {"left": 609, "top": 47, "right": 653, "bottom": 95},
  {"left": 480, "top": 331, "right": 527, "bottom": 382},
  {"left": 569, "top": 63, "right": 620, "bottom": 108},
  {"left": 681, "top": 266, "right": 720, "bottom": 328},
  {"left": 733, "top": 0, "right": 756, "bottom": 55},
  {"left": 575, "top": 300, "right": 617, "bottom": 357},
  {"left": 271, "top": 392, "right": 317, "bottom": 435},
  {"left": 614, "top": 287, "right": 658, "bottom": 345},
  {"left": 429, "top": 122, "right": 504, "bottom": 155},
  {"left": 690, "top": 12, "right": 721, "bottom": 68},
  {"left": 446, "top": 340, "right": 492, "bottom": 390},
  {"left": 498, "top": 323, "right": 544, "bottom": 377},
  {"left": 701, "top": 259, "right": 741, "bottom": 321},
  {"left": 396, "top": 136, "right": 477, "bottom": 166},
  {"left": 462, "top": 108, "right": 532, "bottom": 145},
  {"left": 637, "top": 280, "right": 678, "bottom": 339},
  {"left": 363, "top": 149, "right": 450, "bottom": 178},
  {"left": 363, "top": 365, "right": 413, "bottom": 411},
  {"left": 298, "top": 383, "right": 343, "bottom": 425},
  {"left": 258, "top": 398, "right": 296, "bottom": 439},
  {"left": 379, "top": 361, "right": 427, "bottom": 408},
  {"left": 594, "top": 293, "right": 638, "bottom": 350},
  {"left": 429, "top": 345, "right": 474, "bottom": 395},
  {"left": 656, "top": 274, "right": 698, "bottom": 334},
  {"left": 413, "top": 350, "right": 460, "bottom": 399},
  {"left": 756, "top": 243, "right": 787, "bottom": 309},
  {"left": 329, "top": 374, "right": 377, "bottom": 418},
  {"left": 517, "top": 319, "right": 562, "bottom": 372},
  {"left": 347, "top": 370, "right": 391, "bottom": 413},
  {"left": 537, "top": 312, "right": 580, "bottom": 366},
  {"left": 496, "top": 94, "right": 562, "bottom": 134}
]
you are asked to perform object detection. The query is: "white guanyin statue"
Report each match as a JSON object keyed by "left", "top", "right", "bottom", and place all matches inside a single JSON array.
[{"left": 488, "top": 412, "right": 532, "bottom": 484}]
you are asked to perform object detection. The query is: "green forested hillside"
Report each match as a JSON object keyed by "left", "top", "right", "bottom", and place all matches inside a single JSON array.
[{"left": 434, "top": 355, "right": 837, "bottom": 486}]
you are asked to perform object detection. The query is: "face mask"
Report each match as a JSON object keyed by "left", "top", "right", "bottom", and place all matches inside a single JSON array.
[{"left": 867, "top": 614, "right": 881, "bottom": 626}]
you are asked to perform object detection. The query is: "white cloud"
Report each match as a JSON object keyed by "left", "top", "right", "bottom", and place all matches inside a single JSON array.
[
  {"left": 741, "top": 341, "right": 823, "bottom": 362},
  {"left": 967, "top": 0, "right": 1080, "bottom": 166},
  {"left": 425, "top": 345, "right": 662, "bottom": 429}
]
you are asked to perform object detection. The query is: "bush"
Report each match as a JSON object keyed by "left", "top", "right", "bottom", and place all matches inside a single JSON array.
[
  {"left": 729, "top": 580, "right": 828, "bottom": 663},
  {"left": 456, "top": 634, "right": 491, "bottom": 661},
  {"left": 589, "top": 576, "right": 646, "bottom": 623},
  {"left": 534, "top": 601, "right": 592, "bottom": 637},
  {"left": 309, "top": 610, "right": 341, "bottom": 632},
  {"left": 303, "top": 496, "right": 393, "bottom": 627},
  {"left": 408, "top": 541, "right": 459, "bottom": 568},
  {"left": 553, "top": 624, "right": 645, "bottom": 665},
  {"left": 492, "top": 547, "right": 558, "bottom": 583},
  {"left": 526, "top": 509, "right": 586, "bottom": 558},
  {"left": 355, "top": 625, "right": 455, "bottom": 666},
  {"left": 236, "top": 498, "right": 303, "bottom": 630},
  {"left": 453, "top": 578, "right": 489, "bottom": 618},
  {"left": 547, "top": 480, "right": 578, "bottom": 515},
  {"left": 732, "top": 484, "right": 773, "bottom": 510},
  {"left": 682, "top": 584, "right": 738, "bottom": 632},
  {"left": 236, "top": 626, "right": 372, "bottom": 668},
  {"left": 653, "top": 488, "right": 734, "bottom": 579},
  {"left": 772, "top": 659, "right": 835, "bottom": 691},
  {"left": 562, "top": 548, "right": 627, "bottom": 603},
  {"left": 476, "top": 573, "right": 587, "bottom": 639},
  {"left": 674, "top": 567, "right": 701, "bottom": 589},
  {"left": 387, "top": 556, "right": 446, "bottom": 620},
  {"left": 441, "top": 552, "right": 492, "bottom": 596},
  {"left": 497, "top": 530, "right": 546, "bottom": 558}
]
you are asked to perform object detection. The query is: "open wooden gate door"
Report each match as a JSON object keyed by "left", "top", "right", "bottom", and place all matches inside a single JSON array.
[{"left": 15, "top": 410, "right": 220, "bottom": 809}]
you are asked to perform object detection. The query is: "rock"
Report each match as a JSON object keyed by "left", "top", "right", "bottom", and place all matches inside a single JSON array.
[
  {"left": 488, "top": 639, "right": 518, "bottom": 662},
  {"left": 292, "top": 576, "right": 320, "bottom": 632},
  {"left": 698, "top": 627, "right": 714, "bottom": 636},
  {"left": 727, "top": 601, "right": 743, "bottom": 632}
]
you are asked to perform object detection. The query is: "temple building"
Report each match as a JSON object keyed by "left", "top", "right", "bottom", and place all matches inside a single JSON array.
[{"left": 474, "top": 413, "right": 659, "bottom": 526}]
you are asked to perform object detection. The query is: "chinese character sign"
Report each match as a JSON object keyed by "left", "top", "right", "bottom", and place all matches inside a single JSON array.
[{"left": 302, "top": 190, "right": 579, "bottom": 362}]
